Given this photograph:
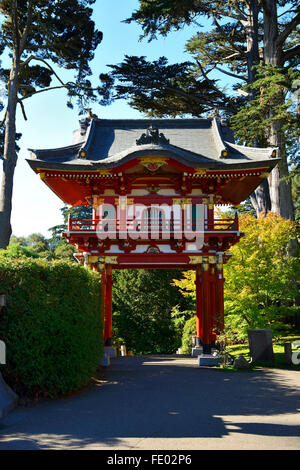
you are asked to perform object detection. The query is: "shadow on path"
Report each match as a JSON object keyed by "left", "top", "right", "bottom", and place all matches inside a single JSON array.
[{"left": 0, "top": 356, "right": 299, "bottom": 449}]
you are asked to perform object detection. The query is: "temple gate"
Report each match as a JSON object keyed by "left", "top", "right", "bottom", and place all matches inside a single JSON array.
[{"left": 27, "top": 117, "right": 279, "bottom": 354}]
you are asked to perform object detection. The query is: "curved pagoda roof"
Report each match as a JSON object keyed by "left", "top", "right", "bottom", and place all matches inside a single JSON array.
[
  {"left": 27, "top": 117, "right": 279, "bottom": 172},
  {"left": 26, "top": 116, "right": 280, "bottom": 206}
]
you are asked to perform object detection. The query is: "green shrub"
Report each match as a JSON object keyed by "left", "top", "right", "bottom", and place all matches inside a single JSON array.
[
  {"left": 0, "top": 243, "right": 40, "bottom": 259},
  {"left": 0, "top": 258, "right": 103, "bottom": 399},
  {"left": 181, "top": 316, "right": 196, "bottom": 354}
]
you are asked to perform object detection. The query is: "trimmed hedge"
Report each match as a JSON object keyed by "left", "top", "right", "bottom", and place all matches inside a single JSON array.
[{"left": 0, "top": 258, "right": 103, "bottom": 399}]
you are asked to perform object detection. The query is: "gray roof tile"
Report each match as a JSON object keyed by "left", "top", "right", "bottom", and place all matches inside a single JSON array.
[{"left": 27, "top": 117, "right": 280, "bottom": 171}]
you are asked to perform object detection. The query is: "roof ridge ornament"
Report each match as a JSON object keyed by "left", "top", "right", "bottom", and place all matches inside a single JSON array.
[
  {"left": 211, "top": 117, "right": 229, "bottom": 159},
  {"left": 136, "top": 125, "right": 170, "bottom": 146},
  {"left": 79, "top": 109, "right": 98, "bottom": 138}
]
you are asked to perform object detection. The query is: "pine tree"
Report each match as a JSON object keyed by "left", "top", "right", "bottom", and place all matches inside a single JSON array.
[
  {"left": 101, "top": 0, "right": 299, "bottom": 219},
  {"left": 0, "top": 0, "right": 103, "bottom": 249}
]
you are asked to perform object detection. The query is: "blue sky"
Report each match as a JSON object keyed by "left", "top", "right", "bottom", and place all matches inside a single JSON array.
[{"left": 1, "top": 0, "right": 218, "bottom": 238}]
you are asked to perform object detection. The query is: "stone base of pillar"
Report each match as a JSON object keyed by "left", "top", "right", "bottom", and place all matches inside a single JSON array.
[
  {"left": 104, "top": 346, "right": 116, "bottom": 358},
  {"left": 191, "top": 346, "right": 203, "bottom": 357},
  {"left": 198, "top": 354, "right": 221, "bottom": 367}
]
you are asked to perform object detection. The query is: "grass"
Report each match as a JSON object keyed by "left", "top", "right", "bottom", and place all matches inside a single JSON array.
[{"left": 219, "top": 335, "right": 300, "bottom": 371}]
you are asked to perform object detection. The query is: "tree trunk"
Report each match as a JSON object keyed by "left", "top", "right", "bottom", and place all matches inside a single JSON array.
[
  {"left": 245, "top": 0, "right": 260, "bottom": 85},
  {"left": 244, "top": 0, "right": 272, "bottom": 217},
  {"left": 250, "top": 178, "right": 271, "bottom": 216},
  {"left": 0, "top": 56, "right": 19, "bottom": 249},
  {"left": 263, "top": 0, "right": 294, "bottom": 220}
]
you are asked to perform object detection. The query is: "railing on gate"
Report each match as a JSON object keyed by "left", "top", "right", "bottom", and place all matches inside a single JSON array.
[{"left": 67, "top": 214, "right": 239, "bottom": 236}]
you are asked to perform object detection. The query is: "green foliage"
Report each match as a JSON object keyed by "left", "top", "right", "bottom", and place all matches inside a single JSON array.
[
  {"left": 48, "top": 204, "right": 92, "bottom": 255},
  {"left": 0, "top": 258, "right": 102, "bottom": 398},
  {"left": 0, "top": 0, "right": 103, "bottom": 112},
  {"left": 173, "top": 213, "right": 300, "bottom": 344},
  {"left": 102, "top": 1, "right": 299, "bottom": 219},
  {"left": 112, "top": 269, "right": 187, "bottom": 354},
  {"left": 224, "top": 213, "right": 300, "bottom": 340},
  {"left": 100, "top": 55, "right": 227, "bottom": 117},
  {"left": 53, "top": 241, "right": 75, "bottom": 260},
  {"left": 181, "top": 316, "right": 196, "bottom": 354},
  {"left": 6, "top": 205, "right": 92, "bottom": 262},
  {"left": 230, "top": 64, "right": 300, "bottom": 147},
  {"left": 6, "top": 233, "right": 73, "bottom": 260},
  {"left": 126, "top": 1, "right": 216, "bottom": 40},
  {"left": 0, "top": 243, "right": 40, "bottom": 259}
]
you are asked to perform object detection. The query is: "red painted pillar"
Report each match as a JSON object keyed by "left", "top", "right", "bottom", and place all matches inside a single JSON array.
[
  {"left": 215, "top": 256, "right": 225, "bottom": 335},
  {"left": 104, "top": 264, "right": 113, "bottom": 346},
  {"left": 209, "top": 262, "right": 217, "bottom": 345},
  {"left": 195, "top": 265, "right": 203, "bottom": 346},
  {"left": 101, "top": 268, "right": 106, "bottom": 342},
  {"left": 202, "top": 257, "right": 211, "bottom": 353}
]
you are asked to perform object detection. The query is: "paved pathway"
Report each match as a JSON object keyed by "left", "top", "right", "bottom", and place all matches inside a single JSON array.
[{"left": 0, "top": 356, "right": 300, "bottom": 450}]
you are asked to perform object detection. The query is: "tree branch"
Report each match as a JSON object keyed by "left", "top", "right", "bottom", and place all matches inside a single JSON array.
[
  {"left": 196, "top": 59, "right": 227, "bottom": 96},
  {"left": 0, "top": 108, "right": 7, "bottom": 129},
  {"left": 214, "top": 66, "right": 247, "bottom": 81},
  {"left": 211, "top": 7, "right": 247, "bottom": 22},
  {"left": 283, "top": 44, "right": 300, "bottom": 62},
  {"left": 19, "top": 80, "right": 100, "bottom": 102},
  {"left": 277, "top": 8, "right": 298, "bottom": 19},
  {"left": 19, "top": 85, "right": 68, "bottom": 100},
  {"left": 20, "top": 55, "right": 65, "bottom": 86},
  {"left": 276, "top": 11, "right": 300, "bottom": 47},
  {"left": 200, "top": 48, "right": 247, "bottom": 81},
  {"left": 212, "top": 16, "right": 245, "bottom": 55},
  {"left": 18, "top": 99, "right": 27, "bottom": 120},
  {"left": 164, "top": 85, "right": 231, "bottom": 112}
]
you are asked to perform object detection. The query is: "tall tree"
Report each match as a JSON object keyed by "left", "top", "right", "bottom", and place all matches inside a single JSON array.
[
  {"left": 0, "top": 0, "right": 103, "bottom": 249},
  {"left": 112, "top": 269, "right": 187, "bottom": 354},
  {"left": 48, "top": 204, "right": 92, "bottom": 259},
  {"left": 101, "top": 0, "right": 299, "bottom": 219},
  {"left": 260, "top": 0, "right": 299, "bottom": 219}
]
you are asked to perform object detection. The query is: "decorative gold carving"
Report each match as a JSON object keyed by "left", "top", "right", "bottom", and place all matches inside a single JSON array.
[
  {"left": 97, "top": 169, "right": 111, "bottom": 175},
  {"left": 208, "top": 255, "right": 217, "bottom": 264},
  {"left": 101, "top": 256, "right": 118, "bottom": 265},
  {"left": 202, "top": 257, "right": 209, "bottom": 271},
  {"left": 208, "top": 195, "right": 214, "bottom": 210},
  {"left": 93, "top": 197, "right": 105, "bottom": 209},
  {"left": 173, "top": 198, "right": 192, "bottom": 208},
  {"left": 221, "top": 150, "right": 228, "bottom": 158},
  {"left": 194, "top": 168, "right": 207, "bottom": 175},
  {"left": 139, "top": 157, "right": 168, "bottom": 173},
  {"left": 39, "top": 172, "right": 46, "bottom": 180},
  {"left": 114, "top": 197, "right": 134, "bottom": 205},
  {"left": 146, "top": 185, "right": 160, "bottom": 194},
  {"left": 260, "top": 172, "right": 269, "bottom": 179},
  {"left": 139, "top": 156, "right": 168, "bottom": 164},
  {"left": 189, "top": 256, "right": 203, "bottom": 265},
  {"left": 216, "top": 262, "right": 223, "bottom": 271},
  {"left": 79, "top": 150, "right": 87, "bottom": 159}
]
